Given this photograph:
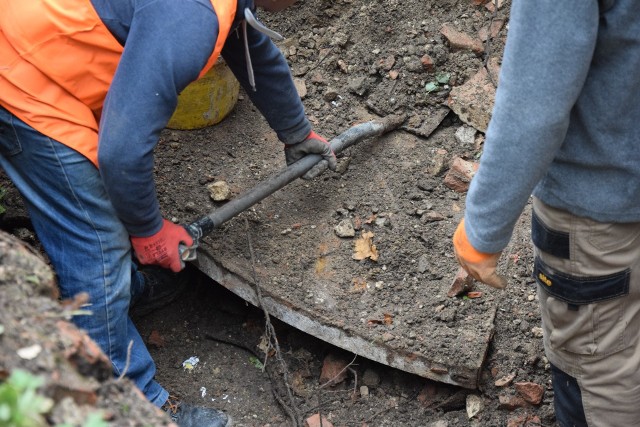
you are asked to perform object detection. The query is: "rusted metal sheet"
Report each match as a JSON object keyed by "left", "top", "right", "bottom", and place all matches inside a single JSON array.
[{"left": 194, "top": 251, "right": 496, "bottom": 389}]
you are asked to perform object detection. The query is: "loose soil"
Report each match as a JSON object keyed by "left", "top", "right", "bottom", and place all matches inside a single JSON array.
[
  {"left": 0, "top": 0, "right": 559, "bottom": 426},
  {"left": 147, "top": 0, "right": 554, "bottom": 426}
]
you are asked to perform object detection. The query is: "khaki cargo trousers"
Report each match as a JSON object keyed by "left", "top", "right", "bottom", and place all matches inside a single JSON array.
[{"left": 532, "top": 197, "right": 640, "bottom": 426}]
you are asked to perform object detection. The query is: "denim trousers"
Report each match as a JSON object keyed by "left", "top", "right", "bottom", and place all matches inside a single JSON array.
[
  {"left": 532, "top": 197, "right": 640, "bottom": 426},
  {"left": 0, "top": 106, "right": 168, "bottom": 406}
]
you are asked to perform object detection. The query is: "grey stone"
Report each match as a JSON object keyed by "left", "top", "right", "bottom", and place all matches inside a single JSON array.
[{"left": 334, "top": 219, "right": 355, "bottom": 237}]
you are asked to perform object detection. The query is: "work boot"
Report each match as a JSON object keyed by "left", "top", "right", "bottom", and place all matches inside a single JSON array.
[
  {"left": 129, "top": 265, "right": 193, "bottom": 317},
  {"left": 162, "top": 396, "right": 232, "bottom": 427}
]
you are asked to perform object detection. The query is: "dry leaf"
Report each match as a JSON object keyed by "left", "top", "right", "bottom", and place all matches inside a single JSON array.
[
  {"left": 315, "top": 257, "right": 328, "bottom": 274},
  {"left": 353, "top": 231, "right": 379, "bottom": 261},
  {"left": 383, "top": 313, "right": 393, "bottom": 325},
  {"left": 367, "top": 314, "right": 393, "bottom": 327},
  {"left": 466, "top": 291, "right": 483, "bottom": 299}
]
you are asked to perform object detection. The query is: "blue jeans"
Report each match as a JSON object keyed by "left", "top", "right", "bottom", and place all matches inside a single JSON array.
[
  {"left": 550, "top": 364, "right": 587, "bottom": 427},
  {"left": 0, "top": 106, "right": 168, "bottom": 406}
]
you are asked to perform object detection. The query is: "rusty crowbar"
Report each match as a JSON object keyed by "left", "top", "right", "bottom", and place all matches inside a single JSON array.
[{"left": 179, "top": 114, "right": 406, "bottom": 262}]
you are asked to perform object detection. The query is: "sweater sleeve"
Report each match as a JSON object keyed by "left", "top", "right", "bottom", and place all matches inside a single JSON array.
[
  {"left": 464, "top": 0, "right": 599, "bottom": 253},
  {"left": 97, "top": 0, "right": 217, "bottom": 237},
  {"left": 221, "top": 11, "right": 311, "bottom": 145}
]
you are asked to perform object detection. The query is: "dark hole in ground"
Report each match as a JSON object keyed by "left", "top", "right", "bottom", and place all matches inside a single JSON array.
[{"left": 134, "top": 269, "right": 479, "bottom": 426}]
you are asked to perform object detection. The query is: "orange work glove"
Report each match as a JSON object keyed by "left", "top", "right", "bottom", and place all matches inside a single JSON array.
[
  {"left": 453, "top": 219, "right": 507, "bottom": 289},
  {"left": 130, "top": 219, "right": 193, "bottom": 273}
]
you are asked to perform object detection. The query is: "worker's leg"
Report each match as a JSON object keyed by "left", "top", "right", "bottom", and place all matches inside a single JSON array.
[
  {"left": 548, "top": 363, "right": 587, "bottom": 426},
  {"left": 532, "top": 197, "right": 640, "bottom": 426},
  {"left": 0, "top": 106, "right": 168, "bottom": 406}
]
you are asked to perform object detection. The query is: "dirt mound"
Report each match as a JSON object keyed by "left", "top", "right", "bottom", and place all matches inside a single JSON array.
[{"left": 0, "top": 230, "right": 173, "bottom": 426}]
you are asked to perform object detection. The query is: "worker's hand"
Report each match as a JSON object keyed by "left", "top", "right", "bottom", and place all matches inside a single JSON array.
[
  {"left": 453, "top": 219, "right": 508, "bottom": 289},
  {"left": 131, "top": 219, "right": 193, "bottom": 273},
  {"left": 285, "top": 131, "right": 337, "bottom": 180}
]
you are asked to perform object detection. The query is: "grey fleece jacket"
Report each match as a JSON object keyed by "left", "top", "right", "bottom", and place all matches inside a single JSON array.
[{"left": 464, "top": 0, "right": 640, "bottom": 254}]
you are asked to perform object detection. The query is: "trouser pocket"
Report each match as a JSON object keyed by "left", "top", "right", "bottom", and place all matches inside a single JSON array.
[
  {"left": 532, "top": 198, "right": 640, "bottom": 357},
  {"left": 0, "top": 106, "right": 23, "bottom": 156},
  {"left": 535, "top": 256, "right": 629, "bottom": 356}
]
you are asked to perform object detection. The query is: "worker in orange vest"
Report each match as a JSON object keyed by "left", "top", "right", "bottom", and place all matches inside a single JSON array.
[{"left": 0, "top": 0, "right": 334, "bottom": 425}]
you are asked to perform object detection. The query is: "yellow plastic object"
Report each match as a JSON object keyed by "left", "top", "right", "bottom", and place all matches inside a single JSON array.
[{"left": 167, "top": 60, "right": 240, "bottom": 130}]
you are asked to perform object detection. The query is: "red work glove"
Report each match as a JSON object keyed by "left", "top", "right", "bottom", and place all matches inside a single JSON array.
[
  {"left": 453, "top": 219, "right": 508, "bottom": 289},
  {"left": 284, "top": 131, "right": 338, "bottom": 180},
  {"left": 130, "top": 219, "right": 193, "bottom": 273}
]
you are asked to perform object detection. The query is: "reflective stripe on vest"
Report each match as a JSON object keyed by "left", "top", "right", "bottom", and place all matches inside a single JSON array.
[{"left": 0, "top": 0, "right": 235, "bottom": 166}]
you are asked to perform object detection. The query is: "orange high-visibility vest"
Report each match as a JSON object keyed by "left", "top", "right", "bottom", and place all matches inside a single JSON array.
[{"left": 0, "top": 0, "right": 236, "bottom": 166}]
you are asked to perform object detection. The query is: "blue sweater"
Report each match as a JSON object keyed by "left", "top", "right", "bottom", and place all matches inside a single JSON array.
[
  {"left": 90, "top": 0, "right": 310, "bottom": 236},
  {"left": 465, "top": 0, "right": 640, "bottom": 253}
]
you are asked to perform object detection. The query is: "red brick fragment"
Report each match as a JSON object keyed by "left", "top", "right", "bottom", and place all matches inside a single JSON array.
[
  {"left": 498, "top": 394, "right": 528, "bottom": 411},
  {"left": 515, "top": 381, "right": 545, "bottom": 405},
  {"left": 440, "top": 23, "right": 484, "bottom": 54},
  {"left": 305, "top": 414, "right": 334, "bottom": 427},
  {"left": 148, "top": 330, "right": 166, "bottom": 348},
  {"left": 420, "top": 54, "right": 435, "bottom": 71},
  {"left": 319, "top": 353, "right": 349, "bottom": 386},
  {"left": 447, "top": 267, "right": 475, "bottom": 297},
  {"left": 507, "top": 413, "right": 542, "bottom": 427},
  {"left": 443, "top": 157, "right": 479, "bottom": 193}
]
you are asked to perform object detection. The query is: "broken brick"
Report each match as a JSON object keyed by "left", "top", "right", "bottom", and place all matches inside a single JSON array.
[
  {"left": 507, "top": 414, "right": 542, "bottom": 427},
  {"left": 305, "top": 414, "right": 334, "bottom": 427},
  {"left": 378, "top": 55, "right": 396, "bottom": 71},
  {"left": 443, "top": 157, "right": 479, "bottom": 193},
  {"left": 525, "top": 415, "right": 542, "bottom": 426},
  {"left": 420, "top": 54, "right": 435, "bottom": 71},
  {"left": 319, "top": 353, "right": 350, "bottom": 386},
  {"left": 448, "top": 66, "right": 498, "bottom": 132},
  {"left": 498, "top": 394, "right": 528, "bottom": 411},
  {"left": 440, "top": 23, "right": 484, "bottom": 54},
  {"left": 447, "top": 268, "right": 475, "bottom": 297},
  {"left": 478, "top": 19, "right": 505, "bottom": 42},
  {"left": 147, "top": 330, "right": 166, "bottom": 348},
  {"left": 515, "top": 381, "right": 545, "bottom": 405},
  {"left": 485, "top": 0, "right": 507, "bottom": 13}
]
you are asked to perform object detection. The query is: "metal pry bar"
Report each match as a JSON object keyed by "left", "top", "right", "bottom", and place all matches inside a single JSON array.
[{"left": 180, "top": 114, "right": 407, "bottom": 262}]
